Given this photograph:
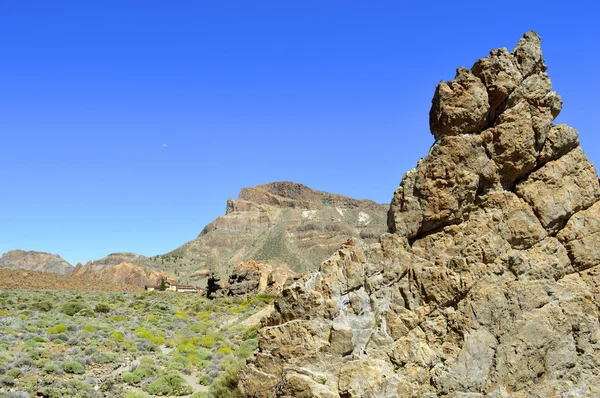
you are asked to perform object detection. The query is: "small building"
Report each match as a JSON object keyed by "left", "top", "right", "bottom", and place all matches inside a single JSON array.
[{"left": 176, "top": 284, "right": 198, "bottom": 293}]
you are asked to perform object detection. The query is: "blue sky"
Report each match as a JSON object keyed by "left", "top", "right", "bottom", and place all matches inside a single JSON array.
[{"left": 1, "top": 1, "right": 599, "bottom": 265}]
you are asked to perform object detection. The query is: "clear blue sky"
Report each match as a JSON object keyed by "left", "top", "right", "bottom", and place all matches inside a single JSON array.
[{"left": 1, "top": 1, "right": 599, "bottom": 265}]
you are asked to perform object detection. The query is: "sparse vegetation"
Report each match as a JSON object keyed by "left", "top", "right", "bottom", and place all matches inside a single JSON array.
[{"left": 0, "top": 289, "right": 275, "bottom": 396}]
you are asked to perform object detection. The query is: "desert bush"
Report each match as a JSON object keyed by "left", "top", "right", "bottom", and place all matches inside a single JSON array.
[
  {"left": 200, "top": 335, "right": 215, "bottom": 348},
  {"left": 82, "top": 325, "right": 96, "bottom": 333},
  {"left": 235, "top": 338, "right": 257, "bottom": 359},
  {"left": 33, "top": 300, "right": 53, "bottom": 312},
  {"left": 122, "top": 363, "right": 156, "bottom": 384},
  {"left": 110, "top": 331, "right": 124, "bottom": 342},
  {"left": 63, "top": 361, "right": 85, "bottom": 374},
  {"left": 60, "top": 301, "right": 90, "bottom": 316},
  {"left": 7, "top": 367, "right": 21, "bottom": 378},
  {"left": 0, "top": 375, "right": 16, "bottom": 387},
  {"left": 47, "top": 324, "right": 67, "bottom": 334},
  {"left": 209, "top": 360, "right": 244, "bottom": 398},
  {"left": 144, "top": 373, "right": 192, "bottom": 396},
  {"left": 94, "top": 302, "right": 111, "bottom": 313},
  {"left": 42, "top": 361, "right": 59, "bottom": 374},
  {"left": 199, "top": 373, "right": 211, "bottom": 386},
  {"left": 216, "top": 346, "right": 233, "bottom": 356}
]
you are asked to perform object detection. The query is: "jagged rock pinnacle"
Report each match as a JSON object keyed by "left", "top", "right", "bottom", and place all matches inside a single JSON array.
[{"left": 239, "top": 32, "right": 600, "bottom": 397}]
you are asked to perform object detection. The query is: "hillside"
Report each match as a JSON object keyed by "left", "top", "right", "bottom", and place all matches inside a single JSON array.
[
  {"left": 0, "top": 249, "right": 73, "bottom": 275},
  {"left": 72, "top": 261, "right": 175, "bottom": 288},
  {"left": 0, "top": 269, "right": 140, "bottom": 291},
  {"left": 152, "top": 181, "right": 388, "bottom": 283}
]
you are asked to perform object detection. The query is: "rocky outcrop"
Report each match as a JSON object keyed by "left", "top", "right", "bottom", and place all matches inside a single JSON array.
[
  {"left": 207, "top": 261, "right": 297, "bottom": 299},
  {"left": 239, "top": 32, "right": 600, "bottom": 397},
  {"left": 72, "top": 261, "right": 175, "bottom": 288},
  {"left": 154, "top": 182, "right": 388, "bottom": 283},
  {"left": 0, "top": 250, "right": 73, "bottom": 274},
  {"left": 83, "top": 252, "right": 158, "bottom": 272}
]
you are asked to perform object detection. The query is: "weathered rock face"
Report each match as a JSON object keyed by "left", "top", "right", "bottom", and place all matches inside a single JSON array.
[
  {"left": 72, "top": 261, "right": 175, "bottom": 288},
  {"left": 207, "top": 261, "right": 297, "bottom": 299},
  {"left": 239, "top": 32, "right": 600, "bottom": 397},
  {"left": 0, "top": 250, "right": 74, "bottom": 274},
  {"left": 154, "top": 182, "right": 388, "bottom": 284},
  {"left": 83, "top": 252, "right": 159, "bottom": 272}
]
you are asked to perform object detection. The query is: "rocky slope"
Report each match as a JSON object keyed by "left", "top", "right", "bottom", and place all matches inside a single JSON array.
[
  {"left": 81, "top": 252, "right": 158, "bottom": 272},
  {"left": 0, "top": 269, "right": 141, "bottom": 292},
  {"left": 207, "top": 261, "right": 297, "bottom": 298},
  {"left": 239, "top": 32, "right": 600, "bottom": 397},
  {"left": 153, "top": 182, "right": 388, "bottom": 283},
  {"left": 72, "top": 261, "right": 175, "bottom": 288},
  {"left": 0, "top": 250, "right": 73, "bottom": 275}
]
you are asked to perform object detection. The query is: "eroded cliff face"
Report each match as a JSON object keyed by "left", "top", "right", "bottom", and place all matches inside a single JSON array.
[
  {"left": 154, "top": 182, "right": 388, "bottom": 283},
  {"left": 72, "top": 261, "right": 176, "bottom": 288},
  {"left": 239, "top": 32, "right": 600, "bottom": 397}
]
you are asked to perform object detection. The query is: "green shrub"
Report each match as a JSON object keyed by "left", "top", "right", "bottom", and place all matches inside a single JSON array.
[
  {"left": 123, "top": 372, "right": 142, "bottom": 384},
  {"left": 174, "top": 310, "right": 189, "bottom": 320},
  {"left": 110, "top": 331, "right": 125, "bottom": 342},
  {"left": 144, "top": 373, "right": 193, "bottom": 396},
  {"left": 199, "top": 373, "right": 211, "bottom": 386},
  {"left": 241, "top": 326, "right": 259, "bottom": 340},
  {"left": 94, "top": 302, "right": 111, "bottom": 313},
  {"left": 7, "top": 367, "right": 21, "bottom": 378},
  {"left": 47, "top": 324, "right": 67, "bottom": 334},
  {"left": 167, "top": 355, "right": 191, "bottom": 371},
  {"left": 123, "top": 364, "right": 156, "bottom": 384},
  {"left": 34, "top": 300, "right": 54, "bottom": 312},
  {"left": 43, "top": 361, "right": 59, "bottom": 373},
  {"left": 216, "top": 346, "right": 233, "bottom": 355},
  {"left": 209, "top": 360, "right": 244, "bottom": 398},
  {"left": 63, "top": 361, "right": 85, "bottom": 374},
  {"left": 60, "top": 300, "right": 90, "bottom": 316},
  {"left": 82, "top": 325, "right": 96, "bottom": 333},
  {"left": 235, "top": 338, "right": 258, "bottom": 359},
  {"left": 200, "top": 335, "right": 215, "bottom": 348}
]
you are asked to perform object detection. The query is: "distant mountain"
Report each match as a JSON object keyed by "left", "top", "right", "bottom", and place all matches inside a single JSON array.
[
  {"left": 72, "top": 261, "right": 175, "bottom": 288},
  {"left": 151, "top": 182, "right": 389, "bottom": 283},
  {"left": 80, "top": 252, "right": 159, "bottom": 272},
  {"left": 0, "top": 269, "right": 141, "bottom": 292},
  {"left": 0, "top": 250, "right": 73, "bottom": 275}
]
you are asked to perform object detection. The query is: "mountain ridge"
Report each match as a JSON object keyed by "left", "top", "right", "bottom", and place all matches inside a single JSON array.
[{"left": 0, "top": 249, "right": 74, "bottom": 275}]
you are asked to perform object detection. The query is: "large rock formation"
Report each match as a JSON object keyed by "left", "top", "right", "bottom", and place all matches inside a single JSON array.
[
  {"left": 153, "top": 182, "right": 388, "bottom": 283},
  {"left": 0, "top": 250, "right": 73, "bottom": 275},
  {"left": 206, "top": 261, "right": 297, "bottom": 299},
  {"left": 72, "top": 261, "right": 175, "bottom": 288},
  {"left": 239, "top": 32, "right": 600, "bottom": 397}
]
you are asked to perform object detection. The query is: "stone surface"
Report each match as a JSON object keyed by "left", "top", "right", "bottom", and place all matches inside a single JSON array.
[
  {"left": 0, "top": 249, "right": 74, "bottom": 274},
  {"left": 239, "top": 32, "right": 600, "bottom": 398},
  {"left": 206, "top": 260, "right": 297, "bottom": 298},
  {"left": 430, "top": 67, "right": 490, "bottom": 139}
]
